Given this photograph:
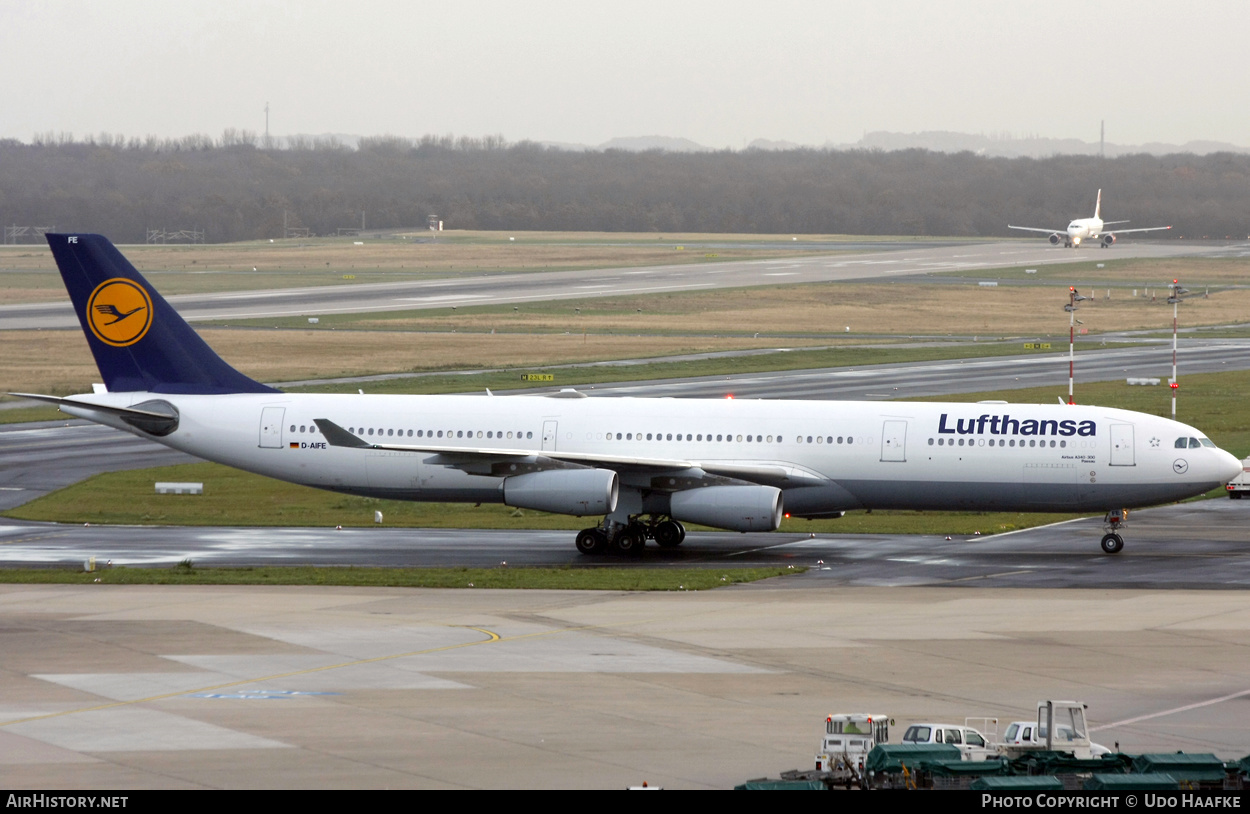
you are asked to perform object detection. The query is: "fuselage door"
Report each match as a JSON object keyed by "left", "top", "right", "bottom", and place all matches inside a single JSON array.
[
  {"left": 1110, "top": 423, "right": 1135, "bottom": 466},
  {"left": 542, "top": 420, "right": 558, "bottom": 452},
  {"left": 881, "top": 420, "right": 907, "bottom": 462},
  {"left": 259, "top": 406, "right": 285, "bottom": 449}
]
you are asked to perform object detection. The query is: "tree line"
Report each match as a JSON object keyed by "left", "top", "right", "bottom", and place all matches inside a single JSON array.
[{"left": 1, "top": 133, "right": 1246, "bottom": 243}]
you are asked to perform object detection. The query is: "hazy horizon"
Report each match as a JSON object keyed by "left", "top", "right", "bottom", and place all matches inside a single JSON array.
[{"left": 3, "top": 0, "right": 1246, "bottom": 150}]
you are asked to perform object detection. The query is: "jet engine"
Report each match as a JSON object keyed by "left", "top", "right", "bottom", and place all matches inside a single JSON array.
[
  {"left": 1101, "top": 234, "right": 1116, "bottom": 247},
  {"left": 1048, "top": 233, "right": 1063, "bottom": 245},
  {"left": 670, "top": 485, "right": 783, "bottom": 532},
  {"left": 503, "top": 468, "right": 618, "bottom": 516}
]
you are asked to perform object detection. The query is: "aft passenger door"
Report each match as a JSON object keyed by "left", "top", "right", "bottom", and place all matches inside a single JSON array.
[
  {"left": 542, "top": 420, "right": 558, "bottom": 452},
  {"left": 259, "top": 406, "right": 285, "bottom": 448}
]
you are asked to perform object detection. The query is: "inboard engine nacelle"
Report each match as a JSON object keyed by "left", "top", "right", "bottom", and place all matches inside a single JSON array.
[{"left": 503, "top": 468, "right": 619, "bottom": 516}]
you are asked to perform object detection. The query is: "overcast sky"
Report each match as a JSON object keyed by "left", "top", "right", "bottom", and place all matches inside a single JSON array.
[{"left": 2, "top": 0, "right": 1245, "bottom": 149}]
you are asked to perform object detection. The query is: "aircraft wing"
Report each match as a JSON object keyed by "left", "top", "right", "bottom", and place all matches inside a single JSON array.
[
  {"left": 1103, "top": 225, "right": 1171, "bottom": 235},
  {"left": 315, "top": 419, "right": 826, "bottom": 487},
  {"left": 1007, "top": 225, "right": 1064, "bottom": 234}
]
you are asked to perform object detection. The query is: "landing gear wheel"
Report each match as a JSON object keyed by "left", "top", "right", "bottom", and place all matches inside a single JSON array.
[
  {"left": 1100, "top": 533, "right": 1124, "bottom": 554},
  {"left": 613, "top": 526, "right": 646, "bottom": 556},
  {"left": 576, "top": 528, "right": 608, "bottom": 555},
  {"left": 654, "top": 520, "right": 685, "bottom": 548}
]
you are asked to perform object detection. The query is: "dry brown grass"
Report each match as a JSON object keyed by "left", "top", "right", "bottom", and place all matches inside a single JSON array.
[
  {"left": 323, "top": 281, "right": 1250, "bottom": 337},
  {"left": 0, "top": 237, "right": 812, "bottom": 302},
  {"left": 1003, "top": 256, "right": 1250, "bottom": 286},
  {"left": 0, "top": 329, "right": 833, "bottom": 396}
]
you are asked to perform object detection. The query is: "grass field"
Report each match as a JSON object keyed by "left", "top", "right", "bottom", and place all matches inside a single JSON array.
[
  {"left": 0, "top": 565, "right": 802, "bottom": 590},
  {"left": 0, "top": 231, "right": 829, "bottom": 302},
  {"left": 208, "top": 278, "right": 1250, "bottom": 338},
  {"left": 4, "top": 277, "right": 1246, "bottom": 398}
]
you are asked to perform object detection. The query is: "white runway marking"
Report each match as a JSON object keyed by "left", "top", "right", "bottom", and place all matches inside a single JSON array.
[{"left": 1092, "top": 688, "right": 1250, "bottom": 731}]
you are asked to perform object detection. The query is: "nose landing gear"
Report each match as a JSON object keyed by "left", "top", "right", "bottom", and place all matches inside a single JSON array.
[{"left": 1100, "top": 509, "right": 1128, "bottom": 554}]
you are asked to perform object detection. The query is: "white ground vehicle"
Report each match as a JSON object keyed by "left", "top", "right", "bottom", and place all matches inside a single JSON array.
[
  {"left": 899, "top": 720, "right": 997, "bottom": 761},
  {"left": 998, "top": 701, "right": 1107, "bottom": 760},
  {"left": 1226, "top": 457, "right": 1250, "bottom": 499},
  {"left": 1001, "top": 719, "right": 1111, "bottom": 756},
  {"left": 814, "top": 713, "right": 891, "bottom": 781}
]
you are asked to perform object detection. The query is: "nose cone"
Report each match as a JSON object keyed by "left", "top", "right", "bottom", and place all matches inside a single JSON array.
[{"left": 1217, "top": 449, "right": 1244, "bottom": 483}]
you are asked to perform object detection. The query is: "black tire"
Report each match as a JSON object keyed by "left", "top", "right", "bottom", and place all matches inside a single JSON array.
[
  {"left": 654, "top": 520, "right": 684, "bottom": 548},
  {"left": 1100, "top": 533, "right": 1124, "bottom": 554},
  {"left": 614, "top": 526, "right": 646, "bottom": 556},
  {"left": 576, "top": 528, "right": 607, "bottom": 555}
]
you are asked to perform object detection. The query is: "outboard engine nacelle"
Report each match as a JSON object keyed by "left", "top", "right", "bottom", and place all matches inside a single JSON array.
[
  {"left": 670, "top": 485, "right": 783, "bottom": 532},
  {"left": 503, "top": 468, "right": 618, "bottom": 516},
  {"left": 1048, "top": 233, "right": 1063, "bottom": 245},
  {"left": 1101, "top": 234, "right": 1116, "bottom": 247}
]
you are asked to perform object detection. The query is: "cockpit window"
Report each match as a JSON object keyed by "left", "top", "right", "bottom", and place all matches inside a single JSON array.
[
  {"left": 1190, "top": 437, "right": 1202, "bottom": 449},
  {"left": 1176, "top": 437, "right": 1189, "bottom": 448},
  {"left": 1200, "top": 437, "right": 1216, "bottom": 448}
]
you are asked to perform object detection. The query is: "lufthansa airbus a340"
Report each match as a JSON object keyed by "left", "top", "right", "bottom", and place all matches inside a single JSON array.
[{"left": 14, "top": 234, "right": 1241, "bottom": 556}]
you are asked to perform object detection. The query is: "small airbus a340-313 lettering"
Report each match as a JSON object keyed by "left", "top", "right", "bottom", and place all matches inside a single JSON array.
[{"left": 14, "top": 235, "right": 1241, "bottom": 556}]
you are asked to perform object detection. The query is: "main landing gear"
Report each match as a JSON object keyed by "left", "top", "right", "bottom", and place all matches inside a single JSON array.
[
  {"left": 575, "top": 516, "right": 686, "bottom": 556},
  {"left": 1099, "top": 508, "right": 1128, "bottom": 554}
]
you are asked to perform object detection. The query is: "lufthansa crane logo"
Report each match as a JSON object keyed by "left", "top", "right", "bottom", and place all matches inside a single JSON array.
[{"left": 86, "top": 278, "right": 153, "bottom": 347}]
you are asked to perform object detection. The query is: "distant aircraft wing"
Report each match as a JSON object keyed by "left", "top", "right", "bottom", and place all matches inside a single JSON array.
[
  {"left": 1007, "top": 225, "right": 1064, "bottom": 234},
  {"left": 1103, "top": 225, "right": 1172, "bottom": 235},
  {"left": 314, "top": 419, "right": 826, "bottom": 487}
]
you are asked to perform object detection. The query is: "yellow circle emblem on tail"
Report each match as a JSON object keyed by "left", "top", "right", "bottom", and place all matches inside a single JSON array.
[{"left": 86, "top": 278, "right": 153, "bottom": 347}]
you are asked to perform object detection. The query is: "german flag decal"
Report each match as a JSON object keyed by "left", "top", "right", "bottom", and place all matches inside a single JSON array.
[{"left": 289, "top": 442, "right": 299, "bottom": 449}]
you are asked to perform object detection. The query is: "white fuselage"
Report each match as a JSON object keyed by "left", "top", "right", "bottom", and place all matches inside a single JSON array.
[
  {"left": 1065, "top": 216, "right": 1104, "bottom": 246},
  {"left": 61, "top": 391, "right": 1241, "bottom": 518}
]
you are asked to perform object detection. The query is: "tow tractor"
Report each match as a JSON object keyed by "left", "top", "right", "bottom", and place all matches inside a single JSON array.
[
  {"left": 997, "top": 701, "right": 1104, "bottom": 760},
  {"left": 780, "top": 713, "right": 891, "bottom": 788}
]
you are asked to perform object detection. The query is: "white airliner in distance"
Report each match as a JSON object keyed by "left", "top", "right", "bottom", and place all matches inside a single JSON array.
[
  {"left": 14, "top": 235, "right": 1241, "bottom": 556},
  {"left": 1008, "top": 189, "right": 1171, "bottom": 248}
]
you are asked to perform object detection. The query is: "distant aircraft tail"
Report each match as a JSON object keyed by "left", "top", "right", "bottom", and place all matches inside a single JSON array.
[
  {"left": 46, "top": 234, "right": 278, "bottom": 394},
  {"left": 1093, "top": 189, "right": 1102, "bottom": 220}
]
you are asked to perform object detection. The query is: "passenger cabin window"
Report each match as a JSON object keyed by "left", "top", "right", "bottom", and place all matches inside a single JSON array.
[{"left": 945, "top": 729, "right": 961, "bottom": 744}]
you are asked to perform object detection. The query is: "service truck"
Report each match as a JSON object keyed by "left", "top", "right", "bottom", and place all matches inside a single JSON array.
[{"left": 1227, "top": 456, "right": 1250, "bottom": 499}]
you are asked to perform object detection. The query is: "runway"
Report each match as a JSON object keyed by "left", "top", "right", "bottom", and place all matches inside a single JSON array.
[
  {"left": 0, "top": 240, "right": 1229, "bottom": 330},
  {"left": 1, "top": 500, "right": 1248, "bottom": 589}
]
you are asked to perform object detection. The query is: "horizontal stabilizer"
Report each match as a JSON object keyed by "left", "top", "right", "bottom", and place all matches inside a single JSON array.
[{"left": 9, "top": 392, "right": 180, "bottom": 436}]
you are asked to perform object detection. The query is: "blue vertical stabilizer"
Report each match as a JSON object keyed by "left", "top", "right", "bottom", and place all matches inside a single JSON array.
[{"left": 47, "top": 234, "right": 279, "bottom": 394}]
